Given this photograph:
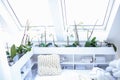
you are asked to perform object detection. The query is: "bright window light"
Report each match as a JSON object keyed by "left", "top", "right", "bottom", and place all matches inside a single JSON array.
[
  {"left": 63, "top": 0, "right": 112, "bottom": 27},
  {"left": 7, "top": 0, "right": 56, "bottom": 41},
  {"left": 8, "top": 0, "right": 53, "bottom": 26},
  {"left": 29, "top": 27, "right": 56, "bottom": 42},
  {"left": 4, "top": 0, "right": 115, "bottom": 41}
]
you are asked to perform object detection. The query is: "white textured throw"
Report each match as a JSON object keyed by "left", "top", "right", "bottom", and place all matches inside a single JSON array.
[{"left": 38, "top": 54, "right": 61, "bottom": 76}]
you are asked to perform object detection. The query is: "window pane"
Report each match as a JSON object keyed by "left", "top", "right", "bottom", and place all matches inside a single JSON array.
[
  {"left": 65, "top": 0, "right": 110, "bottom": 25},
  {"left": 8, "top": 0, "right": 53, "bottom": 26},
  {"left": 29, "top": 27, "right": 56, "bottom": 42}
]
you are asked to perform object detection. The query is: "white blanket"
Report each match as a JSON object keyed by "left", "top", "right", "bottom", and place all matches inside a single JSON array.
[
  {"left": 91, "top": 67, "right": 115, "bottom": 80},
  {"left": 35, "top": 69, "right": 115, "bottom": 80},
  {"left": 35, "top": 70, "right": 91, "bottom": 80}
]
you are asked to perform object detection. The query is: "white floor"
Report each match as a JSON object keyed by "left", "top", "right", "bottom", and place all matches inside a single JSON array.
[{"left": 34, "top": 70, "right": 92, "bottom": 80}]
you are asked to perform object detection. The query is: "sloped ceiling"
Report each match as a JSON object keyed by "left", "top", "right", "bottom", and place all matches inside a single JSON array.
[{"left": 107, "top": 5, "right": 120, "bottom": 58}]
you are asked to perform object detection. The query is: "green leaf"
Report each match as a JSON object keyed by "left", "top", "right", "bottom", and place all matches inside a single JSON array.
[
  {"left": 39, "top": 43, "right": 46, "bottom": 47},
  {"left": 91, "top": 37, "right": 96, "bottom": 42},
  {"left": 10, "top": 44, "right": 17, "bottom": 59},
  {"left": 85, "top": 37, "right": 97, "bottom": 47},
  {"left": 72, "top": 41, "right": 79, "bottom": 47},
  {"left": 6, "top": 51, "right": 9, "bottom": 55},
  {"left": 112, "top": 44, "right": 117, "bottom": 52},
  {"left": 46, "top": 43, "right": 52, "bottom": 47},
  {"left": 85, "top": 41, "right": 91, "bottom": 47}
]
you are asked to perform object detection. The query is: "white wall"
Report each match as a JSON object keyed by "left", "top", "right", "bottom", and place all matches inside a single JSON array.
[
  {"left": 107, "top": 5, "right": 120, "bottom": 58},
  {"left": 0, "top": 1, "right": 23, "bottom": 79},
  {"left": 0, "top": 31, "right": 12, "bottom": 80},
  {"left": 0, "top": 0, "right": 24, "bottom": 46}
]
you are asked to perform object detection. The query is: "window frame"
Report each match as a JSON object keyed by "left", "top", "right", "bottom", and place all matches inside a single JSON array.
[{"left": 60, "top": 0, "right": 115, "bottom": 30}]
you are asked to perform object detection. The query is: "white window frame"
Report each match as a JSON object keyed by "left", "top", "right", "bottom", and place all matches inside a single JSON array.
[{"left": 60, "top": 0, "right": 115, "bottom": 30}]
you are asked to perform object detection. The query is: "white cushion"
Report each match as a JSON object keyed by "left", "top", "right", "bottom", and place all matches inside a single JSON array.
[
  {"left": 38, "top": 54, "right": 61, "bottom": 76},
  {"left": 91, "top": 67, "right": 115, "bottom": 80},
  {"left": 113, "top": 70, "right": 120, "bottom": 78},
  {"left": 112, "top": 68, "right": 119, "bottom": 73},
  {"left": 106, "top": 66, "right": 113, "bottom": 72},
  {"left": 109, "top": 60, "right": 118, "bottom": 68},
  {"left": 109, "top": 59, "right": 120, "bottom": 69},
  {"left": 104, "top": 72, "right": 115, "bottom": 80}
]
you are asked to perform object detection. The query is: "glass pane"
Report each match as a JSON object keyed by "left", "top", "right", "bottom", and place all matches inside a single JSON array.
[
  {"left": 8, "top": 0, "right": 53, "bottom": 26},
  {"left": 29, "top": 27, "right": 56, "bottom": 41},
  {"left": 65, "top": 0, "right": 110, "bottom": 25}
]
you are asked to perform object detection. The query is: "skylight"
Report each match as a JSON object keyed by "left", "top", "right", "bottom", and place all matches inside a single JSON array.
[
  {"left": 62, "top": 0, "right": 114, "bottom": 29},
  {"left": 7, "top": 0, "right": 114, "bottom": 29},
  {"left": 2, "top": 0, "right": 116, "bottom": 41},
  {"left": 8, "top": 0, "right": 53, "bottom": 27}
]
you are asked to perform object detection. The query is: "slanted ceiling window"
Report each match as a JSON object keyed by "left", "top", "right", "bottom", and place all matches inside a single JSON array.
[
  {"left": 6, "top": 0, "right": 56, "bottom": 41},
  {"left": 62, "top": 0, "right": 114, "bottom": 30},
  {"left": 7, "top": 0, "right": 114, "bottom": 29},
  {"left": 8, "top": 0, "right": 53, "bottom": 26},
  {"left": 3, "top": 0, "right": 114, "bottom": 41}
]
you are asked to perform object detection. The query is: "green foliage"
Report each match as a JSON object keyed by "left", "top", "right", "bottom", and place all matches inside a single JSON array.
[
  {"left": 9, "top": 42, "right": 32, "bottom": 59},
  {"left": 85, "top": 37, "right": 97, "bottom": 47},
  {"left": 72, "top": 41, "right": 79, "bottom": 47},
  {"left": 16, "top": 44, "right": 31, "bottom": 54},
  {"left": 64, "top": 41, "right": 80, "bottom": 47},
  {"left": 10, "top": 44, "right": 17, "bottom": 59},
  {"left": 46, "top": 43, "right": 52, "bottom": 47},
  {"left": 54, "top": 44, "right": 58, "bottom": 47},
  {"left": 112, "top": 44, "right": 117, "bottom": 52},
  {"left": 6, "top": 51, "right": 9, "bottom": 55},
  {"left": 39, "top": 43, "right": 47, "bottom": 47},
  {"left": 105, "top": 41, "right": 117, "bottom": 52},
  {"left": 27, "top": 41, "right": 33, "bottom": 46},
  {"left": 39, "top": 42, "right": 58, "bottom": 47},
  {"left": 16, "top": 41, "right": 32, "bottom": 54}
]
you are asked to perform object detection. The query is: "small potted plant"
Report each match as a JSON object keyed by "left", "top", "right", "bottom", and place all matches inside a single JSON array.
[
  {"left": 83, "top": 20, "right": 98, "bottom": 47},
  {"left": 104, "top": 41, "right": 117, "bottom": 52}
]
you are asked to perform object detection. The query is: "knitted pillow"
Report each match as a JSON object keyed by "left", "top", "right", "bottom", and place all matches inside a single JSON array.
[{"left": 38, "top": 54, "right": 61, "bottom": 76}]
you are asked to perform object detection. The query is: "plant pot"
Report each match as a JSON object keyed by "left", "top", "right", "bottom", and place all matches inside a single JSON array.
[
  {"left": 18, "top": 53, "right": 24, "bottom": 58},
  {"left": 9, "top": 61, "right": 14, "bottom": 66},
  {"left": 13, "top": 54, "right": 19, "bottom": 63},
  {"left": 13, "top": 53, "right": 24, "bottom": 63},
  {"left": 7, "top": 57, "right": 14, "bottom": 66}
]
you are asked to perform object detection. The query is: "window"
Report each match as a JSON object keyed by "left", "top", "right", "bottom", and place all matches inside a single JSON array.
[
  {"left": 8, "top": 0, "right": 53, "bottom": 27},
  {"left": 29, "top": 26, "right": 56, "bottom": 42},
  {"left": 61, "top": 0, "right": 114, "bottom": 30},
  {"left": 6, "top": 0, "right": 56, "bottom": 41},
  {"left": 2, "top": 0, "right": 115, "bottom": 41}
]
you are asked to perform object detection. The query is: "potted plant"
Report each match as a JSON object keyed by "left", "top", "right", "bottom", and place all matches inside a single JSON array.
[
  {"left": 104, "top": 41, "right": 117, "bottom": 52},
  {"left": 82, "top": 20, "right": 98, "bottom": 47},
  {"left": 38, "top": 28, "right": 58, "bottom": 47},
  {"left": 6, "top": 20, "right": 33, "bottom": 65},
  {"left": 7, "top": 41, "right": 32, "bottom": 64},
  {"left": 73, "top": 22, "right": 80, "bottom": 47},
  {"left": 85, "top": 37, "right": 97, "bottom": 47}
]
